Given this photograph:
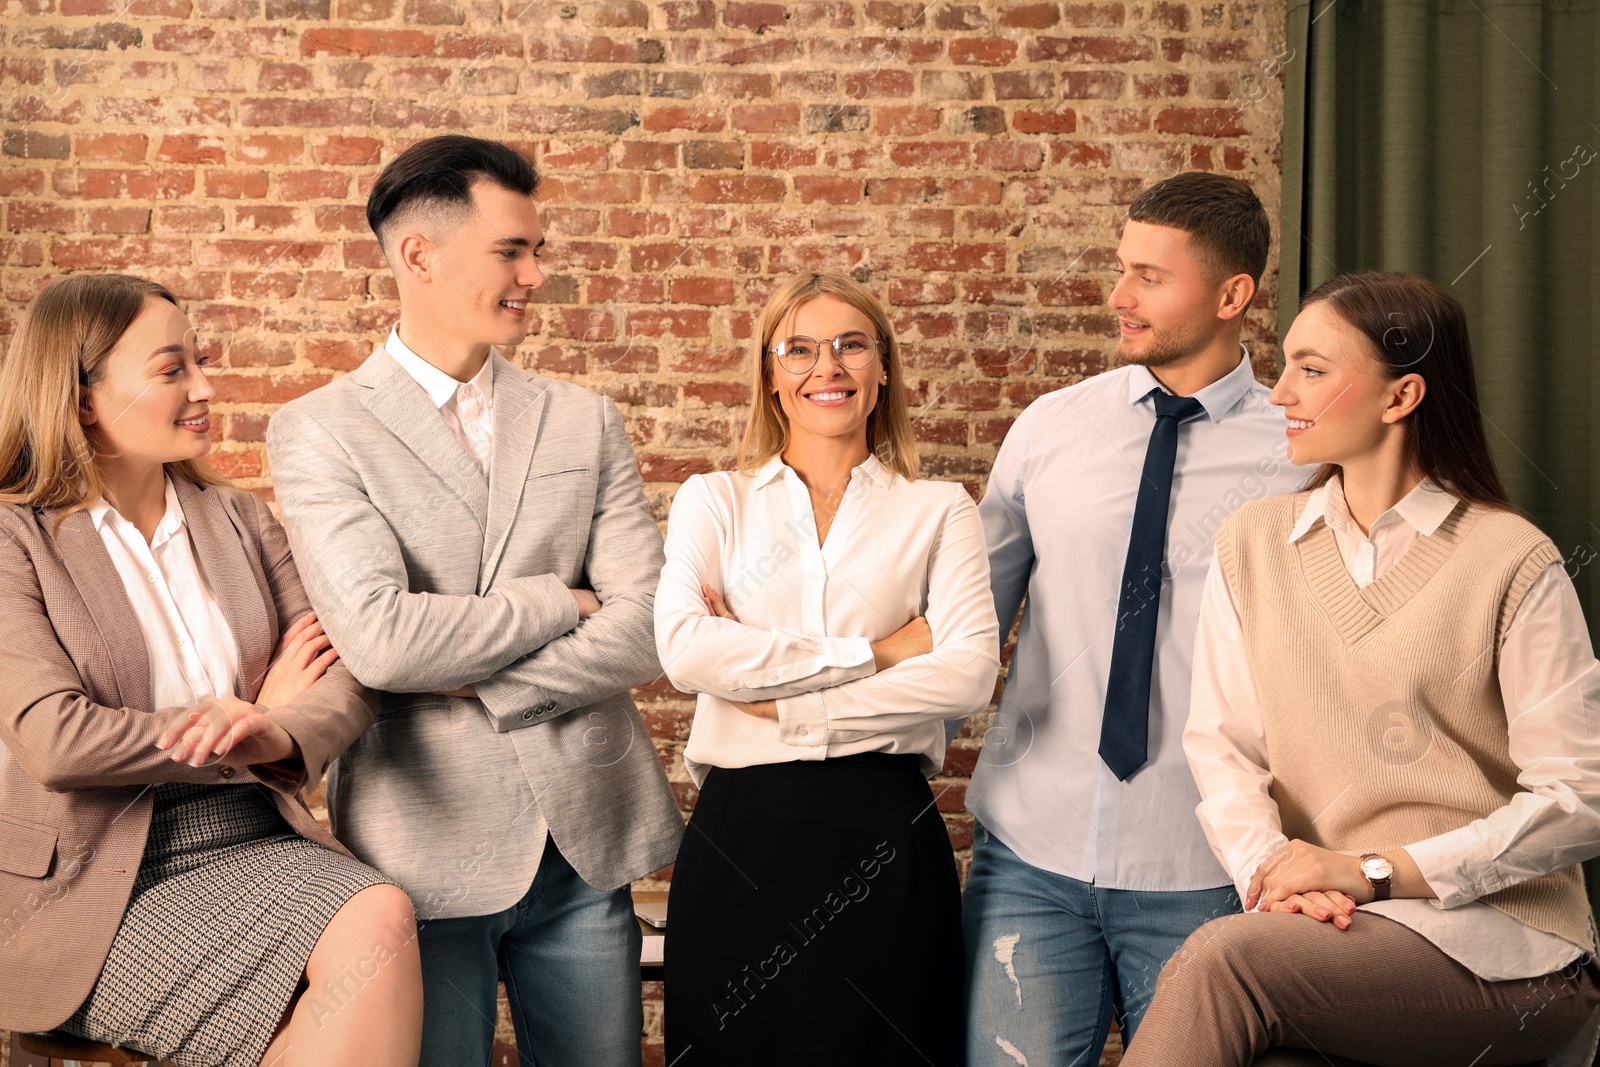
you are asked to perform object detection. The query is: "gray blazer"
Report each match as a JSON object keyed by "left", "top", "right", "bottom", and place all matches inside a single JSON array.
[{"left": 267, "top": 346, "right": 682, "bottom": 915}]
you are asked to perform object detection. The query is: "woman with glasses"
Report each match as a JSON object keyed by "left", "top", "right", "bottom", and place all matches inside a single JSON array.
[{"left": 656, "top": 272, "right": 1001, "bottom": 1066}]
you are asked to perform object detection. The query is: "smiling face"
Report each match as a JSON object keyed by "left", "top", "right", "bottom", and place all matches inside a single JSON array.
[
  {"left": 769, "top": 295, "right": 884, "bottom": 456},
  {"left": 399, "top": 178, "right": 546, "bottom": 351},
  {"left": 80, "top": 295, "right": 216, "bottom": 471},
  {"left": 1110, "top": 219, "right": 1233, "bottom": 367},
  {"left": 1270, "top": 300, "right": 1421, "bottom": 467}
]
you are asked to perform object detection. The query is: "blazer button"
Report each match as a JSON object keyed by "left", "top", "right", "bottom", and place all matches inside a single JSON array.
[
  {"left": 797, "top": 726, "right": 808, "bottom": 737},
  {"left": 218, "top": 765, "right": 234, "bottom": 779},
  {"left": 522, "top": 709, "right": 535, "bottom": 721}
]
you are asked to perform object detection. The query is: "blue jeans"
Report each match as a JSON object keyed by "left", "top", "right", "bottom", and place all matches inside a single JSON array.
[
  {"left": 962, "top": 820, "right": 1239, "bottom": 1066},
  {"left": 415, "top": 834, "right": 643, "bottom": 1067}
]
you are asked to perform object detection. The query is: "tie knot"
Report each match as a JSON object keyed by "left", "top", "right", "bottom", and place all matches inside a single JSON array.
[{"left": 1151, "top": 389, "right": 1204, "bottom": 423}]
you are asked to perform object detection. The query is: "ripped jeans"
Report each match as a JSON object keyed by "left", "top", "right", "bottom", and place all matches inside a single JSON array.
[{"left": 961, "top": 819, "right": 1240, "bottom": 1067}]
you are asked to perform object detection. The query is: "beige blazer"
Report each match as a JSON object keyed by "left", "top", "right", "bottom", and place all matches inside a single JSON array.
[{"left": 0, "top": 476, "right": 376, "bottom": 1033}]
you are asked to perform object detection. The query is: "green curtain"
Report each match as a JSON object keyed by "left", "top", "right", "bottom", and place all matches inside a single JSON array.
[{"left": 1282, "top": 0, "right": 1600, "bottom": 1018}]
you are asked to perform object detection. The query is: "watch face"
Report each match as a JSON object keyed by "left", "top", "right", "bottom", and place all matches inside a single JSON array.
[{"left": 1360, "top": 855, "right": 1394, "bottom": 880}]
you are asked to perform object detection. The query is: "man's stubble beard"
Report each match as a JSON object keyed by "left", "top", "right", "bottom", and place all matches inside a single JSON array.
[{"left": 1115, "top": 319, "right": 1217, "bottom": 368}]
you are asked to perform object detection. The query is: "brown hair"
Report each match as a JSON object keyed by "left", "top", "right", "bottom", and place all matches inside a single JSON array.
[
  {"left": 0, "top": 273, "right": 223, "bottom": 526},
  {"left": 737, "top": 272, "right": 919, "bottom": 481},
  {"left": 1127, "top": 171, "right": 1272, "bottom": 293},
  {"left": 1297, "top": 271, "right": 1513, "bottom": 510}
]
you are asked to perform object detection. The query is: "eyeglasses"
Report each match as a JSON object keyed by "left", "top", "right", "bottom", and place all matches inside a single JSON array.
[{"left": 768, "top": 331, "right": 883, "bottom": 375}]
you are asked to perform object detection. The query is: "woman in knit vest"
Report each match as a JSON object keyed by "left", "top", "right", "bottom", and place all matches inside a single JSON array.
[{"left": 1122, "top": 272, "right": 1600, "bottom": 1067}]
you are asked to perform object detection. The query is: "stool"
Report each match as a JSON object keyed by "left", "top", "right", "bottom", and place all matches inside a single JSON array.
[{"left": 17, "top": 1030, "right": 160, "bottom": 1063}]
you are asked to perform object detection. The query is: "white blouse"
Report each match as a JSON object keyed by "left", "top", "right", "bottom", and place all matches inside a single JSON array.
[
  {"left": 656, "top": 455, "right": 1001, "bottom": 786},
  {"left": 1186, "top": 475, "right": 1600, "bottom": 992},
  {"left": 88, "top": 476, "right": 239, "bottom": 710}
]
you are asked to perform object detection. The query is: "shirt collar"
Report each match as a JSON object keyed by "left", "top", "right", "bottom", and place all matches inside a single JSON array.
[
  {"left": 1287, "top": 472, "right": 1461, "bottom": 543},
  {"left": 751, "top": 453, "right": 893, "bottom": 490},
  {"left": 385, "top": 327, "right": 495, "bottom": 410},
  {"left": 1124, "top": 343, "right": 1258, "bottom": 423},
  {"left": 88, "top": 474, "right": 186, "bottom": 547}
]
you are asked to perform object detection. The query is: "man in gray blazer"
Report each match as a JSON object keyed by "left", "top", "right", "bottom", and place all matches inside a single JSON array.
[{"left": 267, "top": 135, "right": 682, "bottom": 1067}]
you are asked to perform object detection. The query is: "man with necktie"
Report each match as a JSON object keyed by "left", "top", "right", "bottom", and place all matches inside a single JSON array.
[{"left": 961, "top": 172, "right": 1305, "bottom": 1065}]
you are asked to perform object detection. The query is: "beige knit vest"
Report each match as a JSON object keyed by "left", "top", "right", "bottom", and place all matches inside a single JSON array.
[{"left": 1214, "top": 491, "right": 1593, "bottom": 952}]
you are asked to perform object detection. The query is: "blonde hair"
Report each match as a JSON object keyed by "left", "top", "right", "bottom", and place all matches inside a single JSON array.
[
  {"left": 736, "top": 272, "right": 919, "bottom": 481},
  {"left": 0, "top": 273, "right": 223, "bottom": 527}
]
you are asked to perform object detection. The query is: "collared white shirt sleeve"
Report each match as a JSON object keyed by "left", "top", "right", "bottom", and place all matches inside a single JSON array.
[
  {"left": 89, "top": 477, "right": 239, "bottom": 710},
  {"left": 1184, "top": 558, "right": 1286, "bottom": 902},
  {"left": 1186, "top": 476, "right": 1600, "bottom": 987}
]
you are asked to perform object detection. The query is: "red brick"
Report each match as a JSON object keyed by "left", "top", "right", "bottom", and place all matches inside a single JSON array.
[
  {"left": 750, "top": 143, "right": 816, "bottom": 170},
  {"left": 588, "top": 276, "right": 664, "bottom": 304},
  {"left": 300, "top": 29, "right": 435, "bottom": 56},
  {"left": 890, "top": 142, "right": 973, "bottom": 169},
  {"left": 156, "top": 135, "right": 226, "bottom": 165},
  {"left": 889, "top": 278, "right": 956, "bottom": 305},
  {"left": 661, "top": 0, "right": 714, "bottom": 30},
  {"left": 210, "top": 372, "right": 336, "bottom": 405},
  {"left": 643, "top": 106, "right": 726, "bottom": 133},
  {"left": 1155, "top": 107, "right": 1248, "bottom": 138},
  {"left": 50, "top": 237, "right": 191, "bottom": 270},
  {"left": 723, "top": 2, "right": 787, "bottom": 31},
  {"left": 74, "top": 134, "right": 147, "bottom": 162},
  {"left": 795, "top": 177, "right": 863, "bottom": 205},
  {"left": 86, "top": 206, "right": 151, "bottom": 233},
  {"left": 52, "top": 167, "right": 187, "bottom": 201},
  {"left": 314, "top": 136, "right": 383, "bottom": 166},
  {"left": 842, "top": 70, "right": 915, "bottom": 98},
  {"left": 998, "top": 2, "right": 1059, "bottom": 27},
  {"left": 205, "top": 170, "right": 270, "bottom": 199},
  {"left": 732, "top": 104, "right": 801, "bottom": 134},
  {"left": 8, "top": 202, "right": 76, "bottom": 233},
  {"left": 1013, "top": 108, "right": 1078, "bottom": 134},
  {"left": 669, "top": 277, "right": 734, "bottom": 305},
  {"left": 1032, "top": 34, "right": 1152, "bottom": 63},
  {"left": 949, "top": 38, "right": 1017, "bottom": 65},
  {"left": 236, "top": 206, "right": 300, "bottom": 233}
]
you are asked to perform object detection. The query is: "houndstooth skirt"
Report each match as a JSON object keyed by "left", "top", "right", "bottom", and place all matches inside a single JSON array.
[{"left": 61, "top": 782, "right": 390, "bottom": 1067}]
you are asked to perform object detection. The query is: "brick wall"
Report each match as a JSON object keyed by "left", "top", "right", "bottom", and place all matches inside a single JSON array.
[{"left": 2, "top": 1, "right": 1286, "bottom": 1062}]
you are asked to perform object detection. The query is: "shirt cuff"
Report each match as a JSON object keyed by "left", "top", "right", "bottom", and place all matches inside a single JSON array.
[
  {"left": 776, "top": 690, "right": 828, "bottom": 748},
  {"left": 1401, "top": 826, "right": 1488, "bottom": 908}
]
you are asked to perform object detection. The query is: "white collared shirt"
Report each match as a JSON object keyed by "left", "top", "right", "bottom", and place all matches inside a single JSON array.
[
  {"left": 967, "top": 348, "right": 1307, "bottom": 890},
  {"left": 656, "top": 455, "right": 1001, "bottom": 785},
  {"left": 1187, "top": 474, "right": 1600, "bottom": 994},
  {"left": 88, "top": 476, "right": 239, "bottom": 710},
  {"left": 385, "top": 327, "right": 495, "bottom": 479}
]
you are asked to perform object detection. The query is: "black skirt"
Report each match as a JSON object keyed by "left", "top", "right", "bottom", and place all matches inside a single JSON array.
[{"left": 665, "top": 753, "right": 964, "bottom": 1067}]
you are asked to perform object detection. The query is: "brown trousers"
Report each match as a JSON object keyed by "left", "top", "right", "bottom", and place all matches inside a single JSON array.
[{"left": 1120, "top": 911, "right": 1599, "bottom": 1067}]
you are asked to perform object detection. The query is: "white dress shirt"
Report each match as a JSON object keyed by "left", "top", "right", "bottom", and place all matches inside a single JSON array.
[
  {"left": 657, "top": 455, "right": 1001, "bottom": 786},
  {"left": 386, "top": 327, "right": 495, "bottom": 479},
  {"left": 88, "top": 476, "right": 239, "bottom": 709},
  {"left": 1187, "top": 474, "right": 1600, "bottom": 986},
  {"left": 967, "top": 350, "right": 1306, "bottom": 890}
]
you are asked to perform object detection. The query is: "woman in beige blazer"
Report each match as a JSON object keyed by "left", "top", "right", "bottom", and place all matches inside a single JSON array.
[{"left": 0, "top": 274, "right": 421, "bottom": 1067}]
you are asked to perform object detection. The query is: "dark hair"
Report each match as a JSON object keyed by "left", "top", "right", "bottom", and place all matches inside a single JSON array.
[
  {"left": 1127, "top": 172, "right": 1271, "bottom": 292},
  {"left": 366, "top": 135, "right": 540, "bottom": 249},
  {"left": 1298, "top": 271, "right": 1513, "bottom": 511}
]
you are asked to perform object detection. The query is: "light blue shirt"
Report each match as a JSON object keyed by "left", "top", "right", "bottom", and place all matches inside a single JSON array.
[{"left": 965, "top": 349, "right": 1305, "bottom": 890}]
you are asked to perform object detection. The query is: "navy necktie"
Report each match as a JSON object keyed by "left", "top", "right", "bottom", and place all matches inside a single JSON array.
[{"left": 1099, "top": 388, "right": 1206, "bottom": 781}]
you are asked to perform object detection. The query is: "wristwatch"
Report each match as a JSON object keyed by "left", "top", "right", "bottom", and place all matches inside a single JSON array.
[{"left": 1359, "top": 853, "right": 1394, "bottom": 901}]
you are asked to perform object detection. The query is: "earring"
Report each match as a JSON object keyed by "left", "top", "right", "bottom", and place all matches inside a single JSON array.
[{"left": 880, "top": 373, "right": 889, "bottom": 385}]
